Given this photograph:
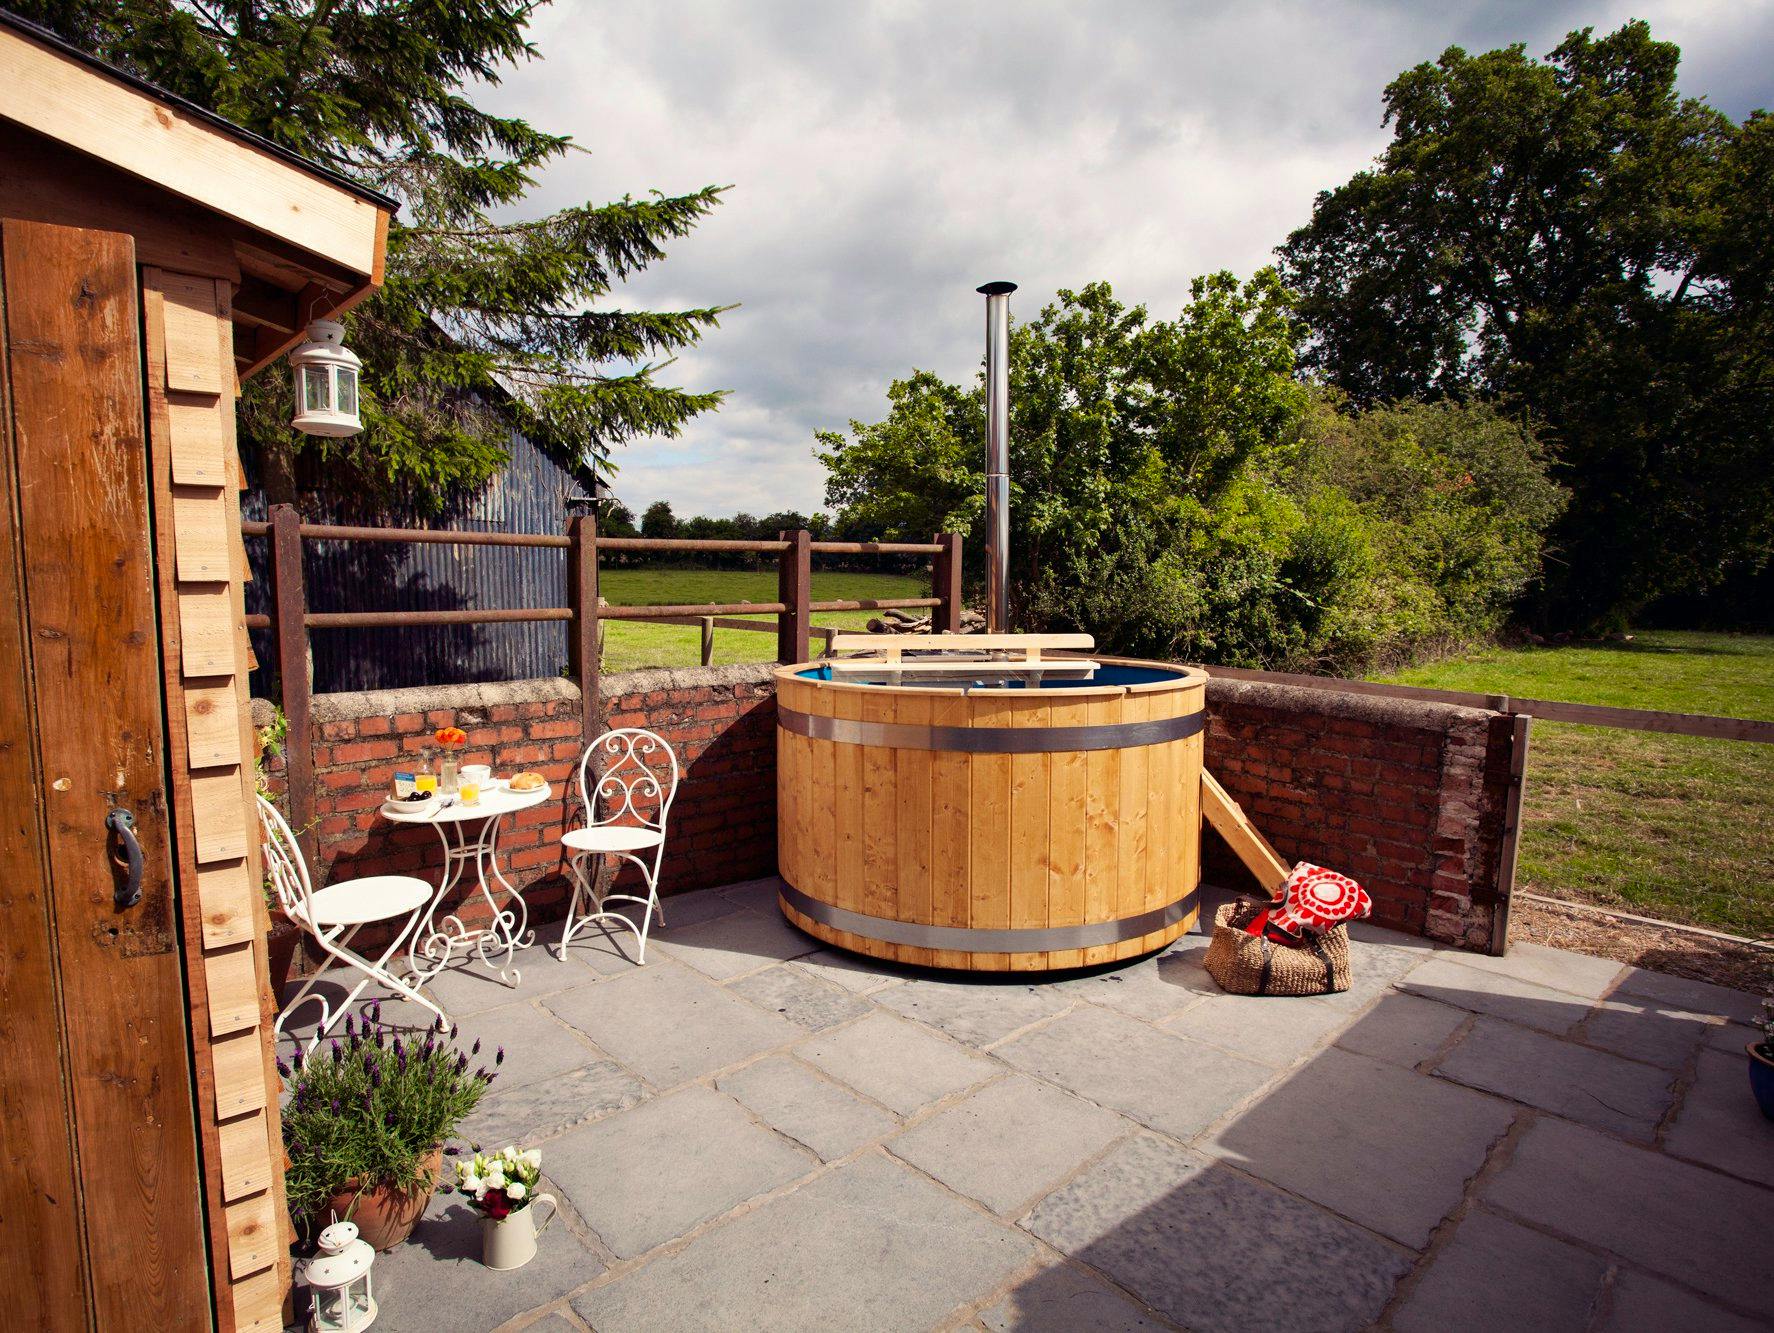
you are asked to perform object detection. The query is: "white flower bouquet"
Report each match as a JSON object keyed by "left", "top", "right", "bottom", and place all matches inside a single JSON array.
[{"left": 454, "top": 1145, "right": 543, "bottom": 1220}]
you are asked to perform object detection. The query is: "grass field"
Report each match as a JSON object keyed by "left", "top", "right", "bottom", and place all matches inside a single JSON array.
[
  {"left": 598, "top": 568, "right": 928, "bottom": 674},
  {"left": 1379, "top": 631, "right": 1774, "bottom": 939}
]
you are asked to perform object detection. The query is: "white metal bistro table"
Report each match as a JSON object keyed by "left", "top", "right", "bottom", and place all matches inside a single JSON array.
[{"left": 380, "top": 781, "right": 552, "bottom": 988}]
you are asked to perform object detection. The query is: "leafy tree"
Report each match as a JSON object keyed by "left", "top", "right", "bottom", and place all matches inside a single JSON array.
[
  {"left": 18, "top": 0, "right": 729, "bottom": 511},
  {"left": 1278, "top": 22, "right": 1772, "bottom": 625},
  {"left": 639, "top": 500, "right": 679, "bottom": 539}
]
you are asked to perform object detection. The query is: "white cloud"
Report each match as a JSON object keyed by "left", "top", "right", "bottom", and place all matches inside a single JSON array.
[{"left": 481, "top": 0, "right": 1773, "bottom": 517}]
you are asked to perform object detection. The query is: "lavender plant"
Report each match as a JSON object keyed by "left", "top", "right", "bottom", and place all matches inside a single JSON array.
[{"left": 280, "top": 1004, "right": 501, "bottom": 1228}]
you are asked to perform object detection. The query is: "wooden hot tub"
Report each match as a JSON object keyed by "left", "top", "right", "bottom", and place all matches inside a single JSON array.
[{"left": 774, "top": 647, "right": 1207, "bottom": 971}]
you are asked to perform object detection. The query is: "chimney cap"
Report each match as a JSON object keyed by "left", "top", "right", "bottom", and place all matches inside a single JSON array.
[{"left": 976, "top": 281, "right": 1018, "bottom": 296}]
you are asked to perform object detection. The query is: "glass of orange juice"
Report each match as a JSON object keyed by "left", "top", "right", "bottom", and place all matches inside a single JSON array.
[
  {"left": 415, "top": 772, "right": 438, "bottom": 796},
  {"left": 459, "top": 779, "right": 480, "bottom": 806}
]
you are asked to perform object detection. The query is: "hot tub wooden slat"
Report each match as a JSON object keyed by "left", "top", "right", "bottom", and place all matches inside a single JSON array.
[
  {"left": 1047, "top": 696, "right": 1091, "bottom": 969},
  {"left": 1082, "top": 693, "right": 1122, "bottom": 968},
  {"left": 969, "top": 694, "right": 1014, "bottom": 969},
  {"left": 928, "top": 692, "right": 971, "bottom": 970},
  {"left": 1008, "top": 698, "right": 1050, "bottom": 972},
  {"left": 860, "top": 690, "right": 898, "bottom": 928}
]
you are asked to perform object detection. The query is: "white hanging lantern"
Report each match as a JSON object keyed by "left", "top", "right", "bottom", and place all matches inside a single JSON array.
[
  {"left": 306, "top": 1217, "right": 377, "bottom": 1331},
  {"left": 289, "top": 318, "right": 364, "bottom": 437}
]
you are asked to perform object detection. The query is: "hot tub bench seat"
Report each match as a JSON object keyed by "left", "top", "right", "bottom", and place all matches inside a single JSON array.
[{"left": 773, "top": 657, "right": 1208, "bottom": 972}]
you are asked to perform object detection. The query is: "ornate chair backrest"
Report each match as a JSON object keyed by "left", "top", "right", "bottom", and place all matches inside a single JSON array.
[
  {"left": 577, "top": 728, "right": 680, "bottom": 834},
  {"left": 257, "top": 795, "right": 316, "bottom": 924}
]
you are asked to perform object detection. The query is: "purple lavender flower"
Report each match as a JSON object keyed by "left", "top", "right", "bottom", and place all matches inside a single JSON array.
[
  {"left": 329, "top": 1098, "right": 340, "bottom": 1114},
  {"left": 495, "top": 1047, "right": 505, "bottom": 1066},
  {"left": 292, "top": 1048, "right": 305, "bottom": 1071},
  {"left": 276, "top": 1058, "right": 291, "bottom": 1078},
  {"left": 344, "top": 1014, "right": 355, "bottom": 1039},
  {"left": 443, "top": 1146, "right": 460, "bottom": 1156},
  {"left": 471, "top": 1038, "right": 481, "bottom": 1056},
  {"left": 397, "top": 1044, "right": 408, "bottom": 1073},
  {"left": 455, "top": 1052, "right": 468, "bottom": 1073},
  {"left": 370, "top": 1067, "right": 382, "bottom": 1089},
  {"left": 330, "top": 1040, "right": 343, "bottom": 1064}
]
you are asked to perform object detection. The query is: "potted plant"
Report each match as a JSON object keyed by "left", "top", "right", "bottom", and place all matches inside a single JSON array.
[
  {"left": 451, "top": 1144, "right": 558, "bottom": 1270},
  {"left": 281, "top": 1005, "right": 498, "bottom": 1250},
  {"left": 1749, "top": 999, "right": 1774, "bottom": 1122}
]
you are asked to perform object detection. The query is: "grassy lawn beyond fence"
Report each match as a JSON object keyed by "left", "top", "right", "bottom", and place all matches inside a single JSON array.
[
  {"left": 1380, "top": 631, "right": 1774, "bottom": 940},
  {"left": 598, "top": 569, "right": 928, "bottom": 674}
]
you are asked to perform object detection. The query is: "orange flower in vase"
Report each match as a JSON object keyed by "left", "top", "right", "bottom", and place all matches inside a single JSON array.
[{"left": 434, "top": 727, "right": 468, "bottom": 793}]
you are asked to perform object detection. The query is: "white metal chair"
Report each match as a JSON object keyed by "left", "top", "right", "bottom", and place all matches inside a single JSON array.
[
  {"left": 555, "top": 728, "right": 680, "bottom": 965},
  {"left": 259, "top": 796, "right": 448, "bottom": 1046}
]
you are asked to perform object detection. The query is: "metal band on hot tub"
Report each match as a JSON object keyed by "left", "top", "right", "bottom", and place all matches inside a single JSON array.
[
  {"left": 776, "top": 705, "right": 1204, "bottom": 753},
  {"left": 780, "top": 881, "right": 1198, "bottom": 952}
]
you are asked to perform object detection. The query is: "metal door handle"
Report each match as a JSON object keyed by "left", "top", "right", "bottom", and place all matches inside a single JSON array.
[{"left": 106, "top": 808, "right": 143, "bottom": 909}]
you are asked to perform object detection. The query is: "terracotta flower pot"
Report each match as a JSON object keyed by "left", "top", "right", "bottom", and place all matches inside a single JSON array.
[
  {"left": 324, "top": 1147, "right": 443, "bottom": 1251},
  {"left": 265, "top": 919, "right": 302, "bottom": 997}
]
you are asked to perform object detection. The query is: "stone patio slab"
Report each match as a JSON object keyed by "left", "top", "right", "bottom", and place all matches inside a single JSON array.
[
  {"left": 416, "top": 942, "right": 606, "bottom": 1017},
  {"left": 889, "top": 1074, "right": 1128, "bottom": 1215},
  {"left": 1484, "top": 1116, "right": 1774, "bottom": 1306},
  {"left": 1611, "top": 966, "right": 1766, "bottom": 1026},
  {"left": 714, "top": 876, "right": 787, "bottom": 912},
  {"left": 546, "top": 1084, "right": 812, "bottom": 1259},
  {"left": 727, "top": 963, "right": 872, "bottom": 1030},
  {"left": 571, "top": 1153, "right": 1037, "bottom": 1331},
  {"left": 876, "top": 974, "right": 1075, "bottom": 1047},
  {"left": 652, "top": 906, "right": 822, "bottom": 980},
  {"left": 1391, "top": 1207, "right": 1607, "bottom": 1333},
  {"left": 1662, "top": 1048, "right": 1774, "bottom": 1188},
  {"left": 1705, "top": 1019, "right": 1758, "bottom": 1054},
  {"left": 1333, "top": 992, "right": 1469, "bottom": 1069},
  {"left": 1576, "top": 995, "right": 1720, "bottom": 1070},
  {"left": 1433, "top": 1016, "right": 1674, "bottom": 1140},
  {"left": 796, "top": 1011, "right": 997, "bottom": 1115},
  {"left": 1052, "top": 954, "right": 1208, "bottom": 1022},
  {"left": 544, "top": 960, "right": 799, "bottom": 1088},
  {"left": 979, "top": 1262, "right": 1169, "bottom": 1332},
  {"left": 369, "top": 1187, "right": 604, "bottom": 1333},
  {"left": 1025, "top": 1134, "right": 1410, "bottom": 1333},
  {"left": 1312, "top": 941, "right": 1433, "bottom": 1013},
  {"left": 446, "top": 1000, "right": 604, "bottom": 1093},
  {"left": 460, "top": 1058, "right": 646, "bottom": 1149},
  {"left": 1433, "top": 939, "right": 1623, "bottom": 1000},
  {"left": 1204, "top": 1046, "right": 1517, "bottom": 1248},
  {"left": 1601, "top": 1270, "right": 1765, "bottom": 1333},
  {"left": 1162, "top": 993, "right": 1350, "bottom": 1067},
  {"left": 996, "top": 1004, "right": 1273, "bottom": 1142},
  {"left": 789, "top": 947, "right": 908, "bottom": 994},
  {"left": 716, "top": 1056, "right": 898, "bottom": 1162},
  {"left": 1401, "top": 954, "right": 1594, "bottom": 1034},
  {"left": 656, "top": 885, "right": 747, "bottom": 929}
]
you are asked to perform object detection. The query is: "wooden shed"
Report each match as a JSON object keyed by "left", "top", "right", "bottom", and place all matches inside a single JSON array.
[{"left": 0, "top": 15, "right": 392, "bottom": 1329}]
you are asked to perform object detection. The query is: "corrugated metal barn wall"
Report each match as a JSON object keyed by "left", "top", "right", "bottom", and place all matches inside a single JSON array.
[{"left": 244, "top": 426, "right": 574, "bottom": 695}]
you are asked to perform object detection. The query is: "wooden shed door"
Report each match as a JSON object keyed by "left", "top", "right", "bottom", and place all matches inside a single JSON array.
[{"left": 0, "top": 219, "right": 211, "bottom": 1325}]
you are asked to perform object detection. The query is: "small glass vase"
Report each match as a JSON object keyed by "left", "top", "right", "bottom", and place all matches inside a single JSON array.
[{"left": 439, "top": 754, "right": 460, "bottom": 795}]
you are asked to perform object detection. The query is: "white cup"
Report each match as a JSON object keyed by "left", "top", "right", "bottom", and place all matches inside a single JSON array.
[{"left": 462, "top": 763, "right": 492, "bottom": 784}]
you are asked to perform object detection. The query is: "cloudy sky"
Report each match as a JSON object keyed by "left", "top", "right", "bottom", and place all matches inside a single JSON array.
[{"left": 483, "top": 0, "right": 1774, "bottom": 519}]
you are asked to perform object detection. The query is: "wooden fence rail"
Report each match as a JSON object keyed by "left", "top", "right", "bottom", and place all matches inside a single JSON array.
[{"left": 244, "top": 506, "right": 962, "bottom": 861}]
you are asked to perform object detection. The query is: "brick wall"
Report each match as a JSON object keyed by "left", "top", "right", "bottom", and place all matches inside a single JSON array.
[
  {"left": 259, "top": 663, "right": 1515, "bottom": 965},
  {"left": 1202, "top": 677, "right": 1514, "bottom": 949}
]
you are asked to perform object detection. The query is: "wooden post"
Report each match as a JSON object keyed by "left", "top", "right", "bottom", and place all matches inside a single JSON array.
[
  {"left": 270, "top": 503, "right": 315, "bottom": 865},
  {"left": 700, "top": 615, "right": 715, "bottom": 666},
  {"left": 933, "top": 531, "right": 964, "bottom": 633},
  {"left": 778, "top": 528, "right": 811, "bottom": 664},
  {"left": 568, "top": 512, "right": 600, "bottom": 745},
  {"left": 1490, "top": 713, "right": 1532, "bottom": 956}
]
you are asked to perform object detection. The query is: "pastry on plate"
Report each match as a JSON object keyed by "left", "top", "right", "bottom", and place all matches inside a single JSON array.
[{"left": 509, "top": 771, "right": 546, "bottom": 792}]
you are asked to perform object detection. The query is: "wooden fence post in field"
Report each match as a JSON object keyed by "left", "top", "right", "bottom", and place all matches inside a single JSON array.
[
  {"left": 934, "top": 531, "right": 964, "bottom": 633},
  {"left": 779, "top": 528, "right": 811, "bottom": 663},
  {"left": 270, "top": 503, "right": 316, "bottom": 865},
  {"left": 567, "top": 512, "right": 600, "bottom": 746}
]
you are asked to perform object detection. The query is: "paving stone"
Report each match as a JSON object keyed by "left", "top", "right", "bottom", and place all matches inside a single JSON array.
[
  {"left": 1203, "top": 1046, "right": 1516, "bottom": 1248},
  {"left": 714, "top": 876, "right": 787, "bottom": 911},
  {"left": 996, "top": 1004, "right": 1273, "bottom": 1142},
  {"left": 1401, "top": 954, "right": 1594, "bottom": 1034},
  {"left": 1025, "top": 1134, "right": 1409, "bottom": 1333},
  {"left": 544, "top": 960, "right": 799, "bottom": 1088},
  {"left": 1348, "top": 920, "right": 1442, "bottom": 953},
  {"left": 656, "top": 885, "right": 746, "bottom": 928},
  {"left": 1577, "top": 995, "right": 1721, "bottom": 1069},
  {"left": 716, "top": 1056, "right": 898, "bottom": 1161},
  {"left": 1162, "top": 993, "right": 1351, "bottom": 1067},
  {"left": 726, "top": 964, "right": 872, "bottom": 1031},
  {"left": 796, "top": 1011, "right": 997, "bottom": 1115},
  {"left": 1600, "top": 1270, "right": 1766, "bottom": 1333},
  {"left": 445, "top": 1001, "right": 605, "bottom": 1093},
  {"left": 1392, "top": 1208, "right": 1607, "bottom": 1333},
  {"left": 876, "top": 973, "right": 1075, "bottom": 1047},
  {"left": 652, "top": 906, "right": 821, "bottom": 980},
  {"left": 1435, "top": 939, "right": 1624, "bottom": 1000},
  {"left": 1434, "top": 1016, "right": 1674, "bottom": 1140},
  {"left": 1484, "top": 1116, "right": 1774, "bottom": 1306},
  {"left": 1052, "top": 954, "right": 1208, "bottom": 1022},
  {"left": 1313, "top": 941, "right": 1433, "bottom": 1014},
  {"left": 789, "top": 947, "right": 908, "bottom": 994},
  {"left": 368, "top": 1186, "right": 603, "bottom": 1333},
  {"left": 1149, "top": 937, "right": 1224, "bottom": 998},
  {"left": 1334, "top": 992, "right": 1470, "bottom": 1069},
  {"left": 572, "top": 1153, "right": 1036, "bottom": 1331},
  {"left": 978, "top": 1262, "right": 1169, "bottom": 1332},
  {"left": 889, "top": 1074, "right": 1128, "bottom": 1215},
  {"left": 519, "top": 1315, "right": 586, "bottom": 1333},
  {"left": 460, "top": 1059, "right": 646, "bottom": 1149},
  {"left": 1705, "top": 1019, "right": 1758, "bottom": 1054},
  {"left": 555, "top": 918, "right": 652, "bottom": 975},
  {"left": 546, "top": 1084, "right": 812, "bottom": 1258},
  {"left": 1662, "top": 1048, "right": 1774, "bottom": 1188},
  {"left": 417, "top": 942, "right": 606, "bottom": 1017},
  {"left": 1611, "top": 967, "right": 1766, "bottom": 1026}
]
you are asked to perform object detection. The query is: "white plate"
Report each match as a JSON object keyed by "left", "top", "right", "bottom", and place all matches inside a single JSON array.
[{"left": 384, "top": 794, "right": 453, "bottom": 815}]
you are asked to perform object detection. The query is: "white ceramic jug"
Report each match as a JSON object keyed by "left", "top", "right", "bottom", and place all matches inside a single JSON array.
[{"left": 481, "top": 1194, "right": 557, "bottom": 1271}]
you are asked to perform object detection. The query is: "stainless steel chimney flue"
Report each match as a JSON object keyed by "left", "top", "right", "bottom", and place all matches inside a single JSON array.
[{"left": 978, "top": 281, "right": 1016, "bottom": 634}]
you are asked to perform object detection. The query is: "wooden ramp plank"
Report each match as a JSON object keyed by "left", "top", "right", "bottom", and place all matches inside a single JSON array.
[{"left": 1201, "top": 768, "right": 1291, "bottom": 894}]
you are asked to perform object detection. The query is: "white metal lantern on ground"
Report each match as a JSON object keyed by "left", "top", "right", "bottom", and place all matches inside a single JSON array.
[
  {"left": 289, "top": 318, "right": 363, "bottom": 437},
  {"left": 306, "top": 1218, "right": 377, "bottom": 1331}
]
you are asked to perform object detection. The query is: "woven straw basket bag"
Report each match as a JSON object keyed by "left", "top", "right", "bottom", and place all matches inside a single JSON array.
[{"left": 1203, "top": 899, "right": 1352, "bottom": 997}]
